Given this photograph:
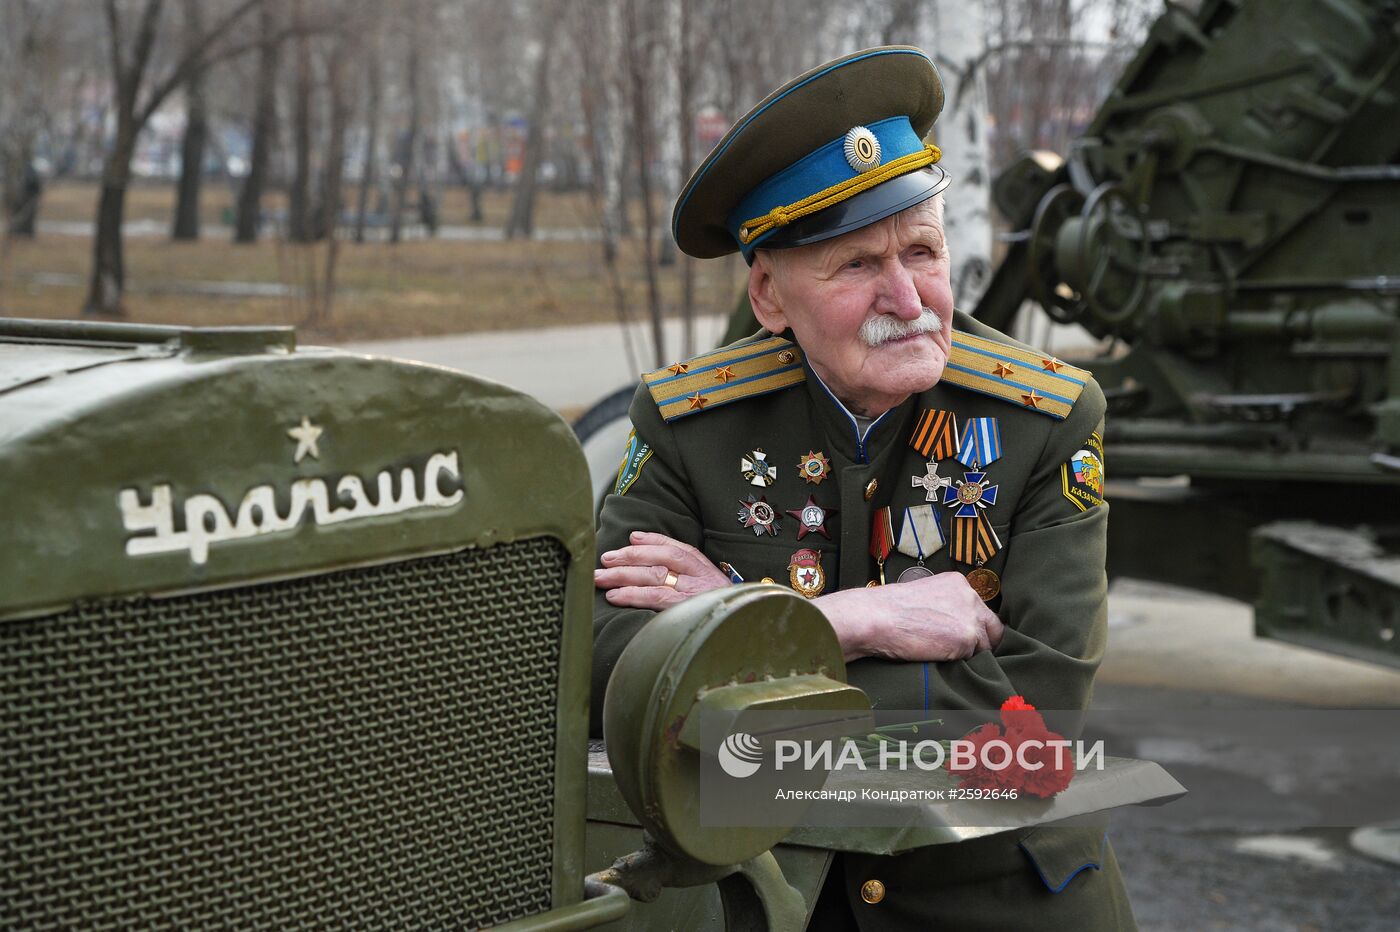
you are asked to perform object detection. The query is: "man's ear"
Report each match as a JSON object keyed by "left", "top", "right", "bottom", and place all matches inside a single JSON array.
[{"left": 748, "top": 250, "right": 788, "bottom": 334}]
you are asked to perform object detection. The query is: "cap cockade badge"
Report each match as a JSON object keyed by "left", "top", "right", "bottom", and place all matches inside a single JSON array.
[{"left": 843, "top": 126, "right": 882, "bottom": 172}]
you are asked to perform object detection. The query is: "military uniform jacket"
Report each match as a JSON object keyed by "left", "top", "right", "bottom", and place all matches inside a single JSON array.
[
  {"left": 591, "top": 312, "right": 1109, "bottom": 728},
  {"left": 590, "top": 315, "right": 1133, "bottom": 927}
]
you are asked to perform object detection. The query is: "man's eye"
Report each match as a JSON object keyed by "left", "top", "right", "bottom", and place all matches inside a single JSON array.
[{"left": 843, "top": 259, "right": 865, "bottom": 270}]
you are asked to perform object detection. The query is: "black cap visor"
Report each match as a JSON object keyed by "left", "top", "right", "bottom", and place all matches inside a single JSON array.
[{"left": 750, "top": 166, "right": 951, "bottom": 261}]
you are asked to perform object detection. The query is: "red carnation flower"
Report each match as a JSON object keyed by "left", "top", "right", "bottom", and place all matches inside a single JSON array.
[{"left": 951, "top": 695, "right": 1075, "bottom": 799}]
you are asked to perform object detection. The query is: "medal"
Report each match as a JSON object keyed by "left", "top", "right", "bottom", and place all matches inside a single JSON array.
[
  {"left": 956, "top": 417, "right": 1002, "bottom": 468},
  {"left": 911, "top": 461, "right": 953, "bottom": 502},
  {"left": 869, "top": 506, "right": 894, "bottom": 585},
  {"left": 741, "top": 448, "right": 777, "bottom": 487},
  {"left": 797, "top": 450, "right": 831, "bottom": 484},
  {"left": 896, "top": 504, "right": 943, "bottom": 558},
  {"left": 949, "top": 514, "right": 1002, "bottom": 565},
  {"left": 909, "top": 408, "right": 958, "bottom": 460},
  {"left": 786, "top": 495, "right": 836, "bottom": 540},
  {"left": 966, "top": 567, "right": 1001, "bottom": 601},
  {"left": 788, "top": 548, "right": 826, "bottom": 598},
  {"left": 944, "top": 471, "right": 999, "bottom": 519},
  {"left": 895, "top": 504, "right": 942, "bottom": 583},
  {"left": 737, "top": 494, "right": 781, "bottom": 536}
]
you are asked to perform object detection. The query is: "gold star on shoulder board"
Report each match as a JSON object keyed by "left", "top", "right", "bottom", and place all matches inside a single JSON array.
[
  {"left": 713, "top": 365, "right": 734, "bottom": 383},
  {"left": 1041, "top": 357, "right": 1064, "bottom": 373},
  {"left": 687, "top": 392, "right": 708, "bottom": 410},
  {"left": 668, "top": 362, "right": 690, "bottom": 376},
  {"left": 992, "top": 361, "right": 1015, "bottom": 379},
  {"left": 1021, "top": 389, "right": 1044, "bottom": 409}
]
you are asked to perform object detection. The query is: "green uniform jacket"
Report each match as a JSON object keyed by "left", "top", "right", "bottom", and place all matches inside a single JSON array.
[
  {"left": 592, "top": 313, "right": 1133, "bottom": 929},
  {"left": 593, "top": 313, "right": 1108, "bottom": 720}
]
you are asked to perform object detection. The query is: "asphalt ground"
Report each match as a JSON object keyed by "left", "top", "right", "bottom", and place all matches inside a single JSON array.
[
  {"left": 331, "top": 327, "right": 1400, "bottom": 931},
  {"left": 1100, "top": 581, "right": 1400, "bottom": 931}
]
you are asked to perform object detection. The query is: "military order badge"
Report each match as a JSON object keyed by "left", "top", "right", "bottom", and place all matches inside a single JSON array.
[
  {"left": 742, "top": 448, "right": 778, "bottom": 487},
  {"left": 797, "top": 450, "right": 831, "bottom": 484},
  {"left": 1062, "top": 431, "right": 1105, "bottom": 511},
  {"left": 787, "top": 495, "right": 836, "bottom": 540},
  {"left": 788, "top": 548, "right": 826, "bottom": 598},
  {"left": 738, "top": 494, "right": 781, "bottom": 536}
]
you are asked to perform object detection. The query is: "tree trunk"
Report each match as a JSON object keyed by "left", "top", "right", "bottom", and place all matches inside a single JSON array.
[
  {"left": 84, "top": 128, "right": 137, "bottom": 316},
  {"left": 287, "top": 4, "right": 314, "bottom": 242},
  {"left": 625, "top": 0, "right": 666, "bottom": 367},
  {"left": 445, "top": 131, "right": 484, "bottom": 223},
  {"left": 306, "top": 42, "right": 351, "bottom": 326},
  {"left": 504, "top": 2, "right": 560, "bottom": 240},
  {"left": 171, "top": 0, "right": 207, "bottom": 240},
  {"left": 3, "top": 148, "right": 41, "bottom": 237},
  {"left": 353, "top": 49, "right": 381, "bottom": 243},
  {"left": 389, "top": 46, "right": 420, "bottom": 245},
  {"left": 234, "top": 4, "right": 278, "bottom": 243},
  {"left": 676, "top": 0, "right": 696, "bottom": 357}
]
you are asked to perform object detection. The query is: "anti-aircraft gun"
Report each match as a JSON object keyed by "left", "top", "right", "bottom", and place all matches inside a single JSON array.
[
  {"left": 1, "top": 319, "right": 1181, "bottom": 929},
  {"left": 974, "top": 0, "right": 1400, "bottom": 670}
]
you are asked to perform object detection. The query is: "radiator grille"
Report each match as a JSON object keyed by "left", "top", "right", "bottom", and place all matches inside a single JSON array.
[{"left": 3, "top": 538, "right": 569, "bottom": 929}]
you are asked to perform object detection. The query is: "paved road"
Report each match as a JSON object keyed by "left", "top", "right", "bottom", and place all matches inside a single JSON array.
[
  {"left": 1101, "top": 581, "right": 1400, "bottom": 931},
  {"left": 336, "top": 316, "right": 730, "bottom": 412}
]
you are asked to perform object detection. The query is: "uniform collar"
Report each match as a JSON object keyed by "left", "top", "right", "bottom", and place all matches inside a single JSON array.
[{"left": 797, "top": 342, "right": 919, "bottom": 466}]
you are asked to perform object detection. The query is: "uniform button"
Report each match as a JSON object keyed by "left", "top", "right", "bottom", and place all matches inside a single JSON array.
[
  {"left": 860, "top": 879, "right": 885, "bottom": 904},
  {"left": 760, "top": 577, "right": 775, "bottom": 584},
  {"left": 863, "top": 479, "right": 878, "bottom": 501},
  {"left": 777, "top": 349, "right": 796, "bottom": 364}
]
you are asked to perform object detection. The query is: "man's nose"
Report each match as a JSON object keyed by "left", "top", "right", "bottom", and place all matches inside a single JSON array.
[{"left": 877, "top": 261, "right": 924, "bottom": 320}]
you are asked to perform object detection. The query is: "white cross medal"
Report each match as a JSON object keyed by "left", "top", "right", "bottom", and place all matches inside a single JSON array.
[
  {"left": 741, "top": 448, "right": 777, "bottom": 487},
  {"left": 895, "top": 504, "right": 945, "bottom": 582},
  {"left": 911, "top": 461, "right": 953, "bottom": 502}
]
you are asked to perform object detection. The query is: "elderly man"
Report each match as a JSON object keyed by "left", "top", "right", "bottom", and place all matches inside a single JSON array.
[{"left": 591, "top": 47, "right": 1129, "bottom": 930}]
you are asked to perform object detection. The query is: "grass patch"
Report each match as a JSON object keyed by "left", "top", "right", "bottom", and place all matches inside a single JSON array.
[{"left": 2, "top": 185, "right": 749, "bottom": 343}]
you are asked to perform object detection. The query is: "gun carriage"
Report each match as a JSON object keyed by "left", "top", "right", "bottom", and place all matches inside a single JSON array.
[{"left": 972, "top": 0, "right": 1400, "bottom": 669}]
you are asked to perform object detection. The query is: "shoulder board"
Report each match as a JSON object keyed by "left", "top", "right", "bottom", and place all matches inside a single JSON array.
[
  {"left": 642, "top": 336, "right": 806, "bottom": 422},
  {"left": 941, "top": 331, "right": 1091, "bottom": 420}
]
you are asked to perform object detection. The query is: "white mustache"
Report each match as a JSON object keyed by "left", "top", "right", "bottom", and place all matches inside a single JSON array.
[{"left": 859, "top": 307, "right": 943, "bottom": 346}]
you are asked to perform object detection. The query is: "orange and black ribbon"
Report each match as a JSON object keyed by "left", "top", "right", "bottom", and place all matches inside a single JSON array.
[
  {"left": 910, "top": 408, "right": 959, "bottom": 460},
  {"left": 949, "top": 513, "right": 1002, "bottom": 565},
  {"left": 869, "top": 506, "right": 894, "bottom": 585}
]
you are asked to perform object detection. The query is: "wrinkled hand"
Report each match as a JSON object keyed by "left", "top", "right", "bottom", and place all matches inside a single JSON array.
[
  {"left": 817, "top": 571, "right": 1004, "bottom": 663},
  {"left": 594, "top": 530, "right": 731, "bottom": 610}
]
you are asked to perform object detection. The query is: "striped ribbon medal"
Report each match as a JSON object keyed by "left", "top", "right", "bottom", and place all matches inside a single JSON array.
[
  {"left": 909, "top": 408, "right": 959, "bottom": 460},
  {"left": 956, "top": 417, "right": 1002, "bottom": 468},
  {"left": 868, "top": 506, "right": 895, "bottom": 586},
  {"left": 949, "top": 514, "right": 1002, "bottom": 565}
]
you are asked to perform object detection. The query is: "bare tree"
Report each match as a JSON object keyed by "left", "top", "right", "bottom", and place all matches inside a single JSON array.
[
  {"left": 233, "top": 0, "right": 279, "bottom": 243},
  {"left": 286, "top": 0, "right": 315, "bottom": 242},
  {"left": 352, "top": 21, "right": 383, "bottom": 243},
  {"left": 85, "top": 0, "right": 262, "bottom": 316},
  {"left": 0, "top": 0, "right": 68, "bottom": 238},
  {"left": 388, "top": 23, "right": 423, "bottom": 244},
  {"left": 504, "top": 0, "right": 562, "bottom": 240},
  {"left": 170, "top": 0, "right": 208, "bottom": 240},
  {"left": 624, "top": 0, "right": 667, "bottom": 367},
  {"left": 572, "top": 0, "right": 641, "bottom": 374}
]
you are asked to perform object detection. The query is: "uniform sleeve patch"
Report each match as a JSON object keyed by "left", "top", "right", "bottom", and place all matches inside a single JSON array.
[
  {"left": 614, "top": 429, "right": 653, "bottom": 496},
  {"left": 1061, "top": 431, "right": 1104, "bottom": 511}
]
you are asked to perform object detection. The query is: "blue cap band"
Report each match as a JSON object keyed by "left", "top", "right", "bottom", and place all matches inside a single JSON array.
[{"left": 726, "top": 115, "right": 925, "bottom": 257}]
